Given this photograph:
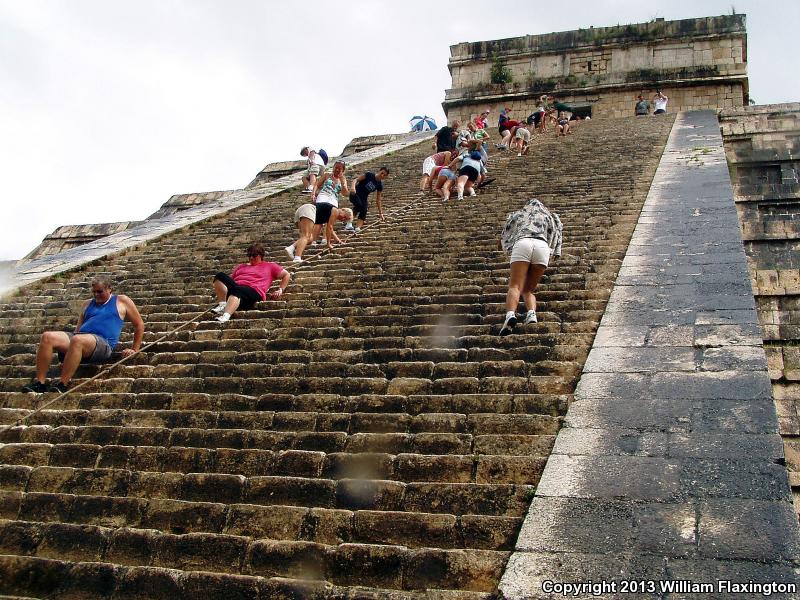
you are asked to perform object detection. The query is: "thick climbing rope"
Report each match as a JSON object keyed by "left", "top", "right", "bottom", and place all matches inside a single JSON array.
[{"left": 0, "top": 191, "right": 437, "bottom": 431}]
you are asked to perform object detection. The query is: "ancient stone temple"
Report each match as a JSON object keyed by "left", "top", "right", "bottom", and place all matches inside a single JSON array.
[
  {"left": 444, "top": 14, "right": 748, "bottom": 122},
  {"left": 1, "top": 13, "right": 800, "bottom": 600}
]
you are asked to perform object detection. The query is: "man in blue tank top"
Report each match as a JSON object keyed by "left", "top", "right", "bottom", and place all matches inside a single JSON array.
[{"left": 22, "top": 276, "right": 145, "bottom": 394}]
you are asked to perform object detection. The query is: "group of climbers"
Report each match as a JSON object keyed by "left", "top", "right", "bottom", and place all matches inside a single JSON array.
[{"left": 21, "top": 115, "right": 565, "bottom": 394}]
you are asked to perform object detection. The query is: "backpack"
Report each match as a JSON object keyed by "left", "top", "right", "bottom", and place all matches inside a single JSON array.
[{"left": 318, "top": 149, "right": 329, "bottom": 165}]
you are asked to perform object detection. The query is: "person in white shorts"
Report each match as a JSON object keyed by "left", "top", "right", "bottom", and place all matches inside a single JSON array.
[
  {"left": 420, "top": 151, "right": 451, "bottom": 192},
  {"left": 285, "top": 203, "right": 353, "bottom": 263},
  {"left": 498, "top": 198, "right": 563, "bottom": 335}
]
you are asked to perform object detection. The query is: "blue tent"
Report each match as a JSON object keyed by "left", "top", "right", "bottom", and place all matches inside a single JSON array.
[{"left": 409, "top": 115, "right": 437, "bottom": 132}]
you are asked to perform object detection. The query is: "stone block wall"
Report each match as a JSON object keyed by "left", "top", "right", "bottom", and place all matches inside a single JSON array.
[
  {"left": 721, "top": 103, "right": 800, "bottom": 514},
  {"left": 443, "top": 83, "right": 743, "bottom": 125},
  {"left": 444, "top": 14, "right": 747, "bottom": 120}
]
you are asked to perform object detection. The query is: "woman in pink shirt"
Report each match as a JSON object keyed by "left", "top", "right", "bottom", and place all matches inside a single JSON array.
[{"left": 211, "top": 243, "right": 291, "bottom": 323}]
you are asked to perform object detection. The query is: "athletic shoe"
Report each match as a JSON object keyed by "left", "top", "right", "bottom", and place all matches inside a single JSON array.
[
  {"left": 354, "top": 227, "right": 362, "bottom": 233},
  {"left": 216, "top": 313, "right": 231, "bottom": 323},
  {"left": 344, "top": 223, "right": 355, "bottom": 232},
  {"left": 468, "top": 189, "right": 477, "bottom": 197},
  {"left": 284, "top": 244, "right": 296, "bottom": 259},
  {"left": 211, "top": 301, "right": 227, "bottom": 314},
  {"left": 499, "top": 313, "right": 517, "bottom": 336},
  {"left": 524, "top": 310, "right": 538, "bottom": 324},
  {"left": 517, "top": 153, "right": 522, "bottom": 157},
  {"left": 292, "top": 256, "right": 303, "bottom": 263},
  {"left": 310, "top": 240, "right": 318, "bottom": 246},
  {"left": 301, "top": 187, "right": 313, "bottom": 193},
  {"left": 48, "top": 381, "right": 68, "bottom": 394},
  {"left": 457, "top": 192, "right": 464, "bottom": 201},
  {"left": 22, "top": 380, "right": 48, "bottom": 393}
]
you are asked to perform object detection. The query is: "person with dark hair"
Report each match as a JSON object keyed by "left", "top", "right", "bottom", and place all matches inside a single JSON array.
[
  {"left": 349, "top": 167, "right": 389, "bottom": 231},
  {"left": 635, "top": 94, "right": 650, "bottom": 116},
  {"left": 496, "top": 108, "right": 521, "bottom": 150},
  {"left": 450, "top": 149, "right": 486, "bottom": 201},
  {"left": 653, "top": 90, "right": 668, "bottom": 115},
  {"left": 211, "top": 243, "right": 290, "bottom": 323},
  {"left": 21, "top": 276, "right": 145, "bottom": 393},
  {"left": 434, "top": 120, "right": 460, "bottom": 153},
  {"left": 498, "top": 199, "right": 562, "bottom": 335}
]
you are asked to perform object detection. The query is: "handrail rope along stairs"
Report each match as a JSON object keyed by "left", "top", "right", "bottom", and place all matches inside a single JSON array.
[{"left": 0, "top": 190, "right": 436, "bottom": 433}]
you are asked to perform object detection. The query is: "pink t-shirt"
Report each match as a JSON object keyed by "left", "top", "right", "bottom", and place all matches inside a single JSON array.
[
  {"left": 432, "top": 152, "right": 449, "bottom": 166},
  {"left": 231, "top": 261, "right": 284, "bottom": 300}
]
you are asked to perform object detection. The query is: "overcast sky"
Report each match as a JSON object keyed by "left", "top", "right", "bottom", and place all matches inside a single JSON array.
[{"left": 1, "top": 0, "right": 797, "bottom": 261}]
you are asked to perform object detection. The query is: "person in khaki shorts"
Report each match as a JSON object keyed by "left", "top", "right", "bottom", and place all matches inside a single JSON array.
[
  {"left": 300, "top": 146, "right": 326, "bottom": 193},
  {"left": 284, "top": 203, "right": 353, "bottom": 263},
  {"left": 512, "top": 123, "right": 531, "bottom": 156}
]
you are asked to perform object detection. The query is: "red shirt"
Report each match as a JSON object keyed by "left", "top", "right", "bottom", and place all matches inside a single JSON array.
[
  {"left": 432, "top": 152, "right": 449, "bottom": 166},
  {"left": 502, "top": 119, "right": 521, "bottom": 130},
  {"left": 474, "top": 116, "right": 487, "bottom": 129},
  {"left": 231, "top": 261, "right": 284, "bottom": 300}
]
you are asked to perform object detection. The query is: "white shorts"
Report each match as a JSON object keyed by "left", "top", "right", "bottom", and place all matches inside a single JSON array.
[
  {"left": 510, "top": 237, "right": 550, "bottom": 266},
  {"left": 294, "top": 203, "right": 316, "bottom": 223},
  {"left": 422, "top": 156, "right": 436, "bottom": 176}
]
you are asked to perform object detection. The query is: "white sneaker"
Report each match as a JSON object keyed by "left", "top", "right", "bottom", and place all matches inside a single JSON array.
[
  {"left": 216, "top": 312, "right": 231, "bottom": 323},
  {"left": 211, "top": 301, "right": 227, "bottom": 314},
  {"left": 457, "top": 193, "right": 464, "bottom": 201},
  {"left": 301, "top": 187, "right": 313, "bottom": 193},
  {"left": 310, "top": 240, "right": 318, "bottom": 246},
  {"left": 468, "top": 189, "right": 477, "bottom": 197},
  {"left": 354, "top": 227, "right": 362, "bottom": 233},
  {"left": 517, "top": 153, "right": 522, "bottom": 157},
  {"left": 524, "top": 310, "right": 538, "bottom": 324},
  {"left": 292, "top": 256, "right": 303, "bottom": 263},
  {"left": 344, "top": 223, "right": 354, "bottom": 231},
  {"left": 284, "top": 244, "right": 296, "bottom": 259},
  {"left": 499, "top": 313, "right": 517, "bottom": 336}
]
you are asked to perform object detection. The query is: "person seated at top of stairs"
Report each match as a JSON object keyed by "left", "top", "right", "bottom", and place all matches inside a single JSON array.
[
  {"left": 498, "top": 198, "right": 563, "bottom": 336},
  {"left": 211, "top": 243, "right": 290, "bottom": 323},
  {"left": 21, "top": 275, "right": 145, "bottom": 394}
]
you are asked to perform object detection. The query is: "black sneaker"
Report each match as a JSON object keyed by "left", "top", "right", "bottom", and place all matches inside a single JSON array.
[
  {"left": 21, "top": 380, "right": 48, "bottom": 393},
  {"left": 48, "top": 381, "right": 69, "bottom": 394},
  {"left": 499, "top": 313, "right": 517, "bottom": 336}
]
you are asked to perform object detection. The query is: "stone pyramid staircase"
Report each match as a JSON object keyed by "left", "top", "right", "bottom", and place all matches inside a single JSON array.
[{"left": 0, "top": 115, "right": 674, "bottom": 598}]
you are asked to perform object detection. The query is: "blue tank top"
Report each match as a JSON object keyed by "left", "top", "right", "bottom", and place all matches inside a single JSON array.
[{"left": 79, "top": 295, "right": 125, "bottom": 348}]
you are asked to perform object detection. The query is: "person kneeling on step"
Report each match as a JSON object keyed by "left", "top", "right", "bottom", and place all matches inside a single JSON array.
[
  {"left": 22, "top": 276, "right": 145, "bottom": 394},
  {"left": 498, "top": 198, "right": 562, "bottom": 336},
  {"left": 212, "top": 243, "right": 290, "bottom": 323}
]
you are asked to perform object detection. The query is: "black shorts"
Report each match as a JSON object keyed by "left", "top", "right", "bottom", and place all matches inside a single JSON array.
[
  {"left": 459, "top": 166, "right": 479, "bottom": 182},
  {"left": 654, "top": 109, "right": 666, "bottom": 115},
  {"left": 214, "top": 272, "right": 261, "bottom": 310},
  {"left": 314, "top": 202, "right": 335, "bottom": 225},
  {"left": 350, "top": 193, "right": 368, "bottom": 221}
]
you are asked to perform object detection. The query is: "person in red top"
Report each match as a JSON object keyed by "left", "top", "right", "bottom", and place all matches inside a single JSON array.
[
  {"left": 211, "top": 243, "right": 290, "bottom": 323},
  {"left": 473, "top": 109, "right": 490, "bottom": 130}
]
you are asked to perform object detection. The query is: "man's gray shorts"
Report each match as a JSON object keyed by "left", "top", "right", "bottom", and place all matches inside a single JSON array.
[{"left": 59, "top": 333, "right": 114, "bottom": 364}]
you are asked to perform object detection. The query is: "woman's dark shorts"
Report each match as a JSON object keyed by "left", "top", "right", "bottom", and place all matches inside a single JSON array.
[
  {"left": 459, "top": 165, "right": 480, "bottom": 182},
  {"left": 314, "top": 202, "right": 335, "bottom": 225},
  {"left": 654, "top": 109, "right": 666, "bottom": 115},
  {"left": 350, "top": 193, "right": 368, "bottom": 221},
  {"left": 214, "top": 272, "right": 261, "bottom": 310}
]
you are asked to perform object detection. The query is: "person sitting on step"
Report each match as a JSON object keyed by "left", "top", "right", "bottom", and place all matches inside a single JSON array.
[
  {"left": 21, "top": 276, "right": 145, "bottom": 394},
  {"left": 349, "top": 166, "right": 389, "bottom": 232},
  {"left": 498, "top": 198, "right": 562, "bottom": 336},
  {"left": 285, "top": 205, "right": 353, "bottom": 263},
  {"left": 212, "top": 243, "right": 290, "bottom": 323}
]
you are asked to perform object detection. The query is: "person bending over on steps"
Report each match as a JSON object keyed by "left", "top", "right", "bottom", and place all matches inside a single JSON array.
[
  {"left": 285, "top": 204, "right": 353, "bottom": 263},
  {"left": 498, "top": 198, "right": 562, "bottom": 336},
  {"left": 212, "top": 243, "right": 290, "bottom": 323},
  {"left": 420, "top": 151, "right": 451, "bottom": 192},
  {"left": 22, "top": 276, "right": 145, "bottom": 394},
  {"left": 349, "top": 167, "right": 389, "bottom": 231},
  {"left": 311, "top": 160, "right": 349, "bottom": 250}
]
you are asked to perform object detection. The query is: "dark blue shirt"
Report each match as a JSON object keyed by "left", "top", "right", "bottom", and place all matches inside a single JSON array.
[{"left": 354, "top": 172, "right": 383, "bottom": 202}]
